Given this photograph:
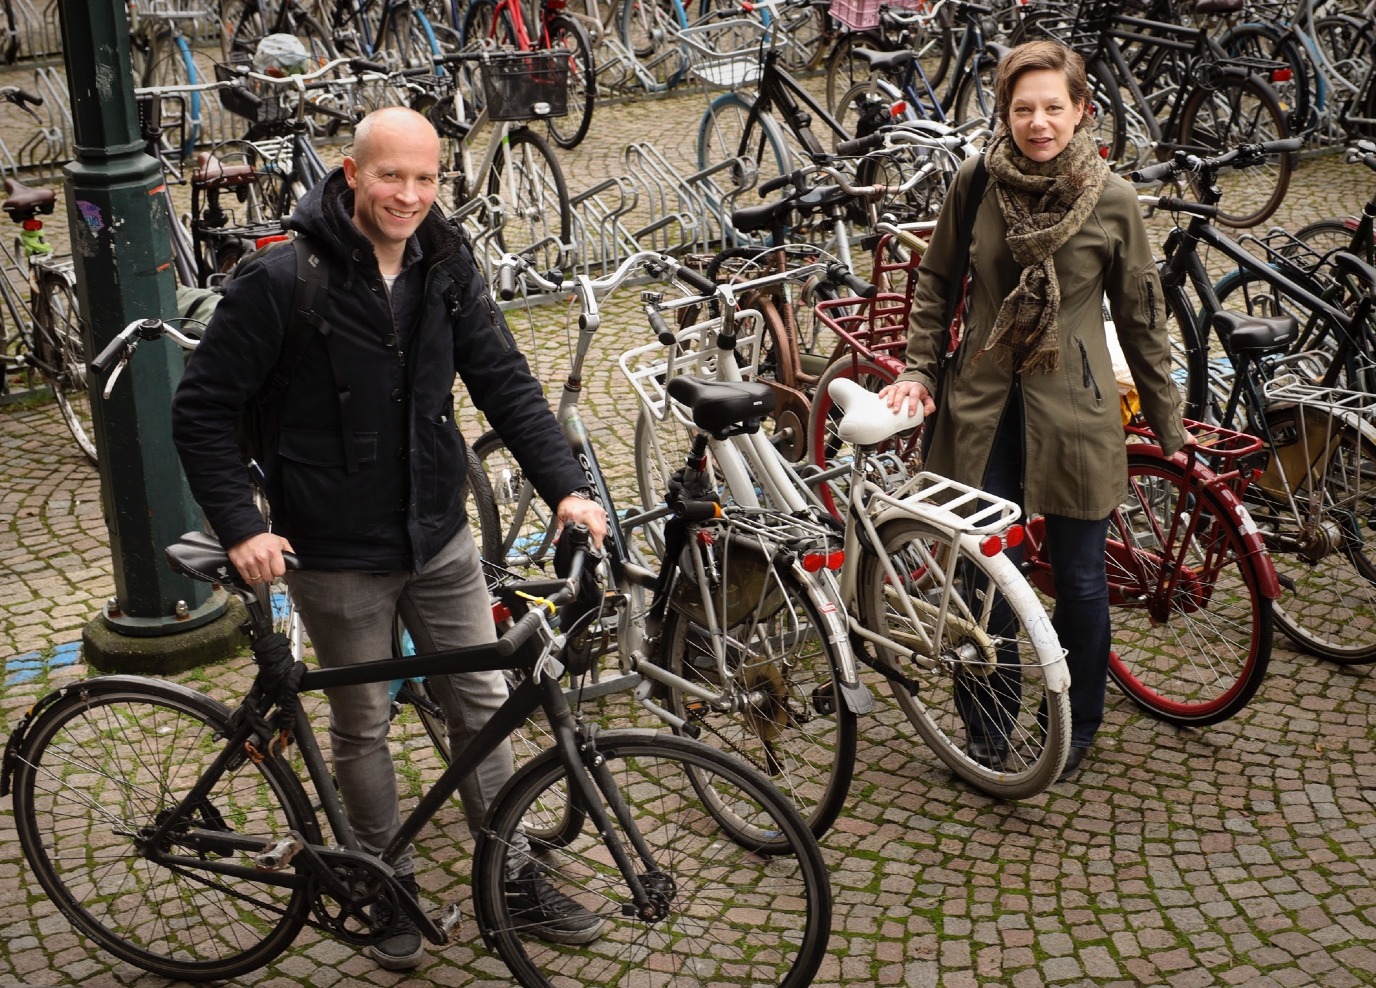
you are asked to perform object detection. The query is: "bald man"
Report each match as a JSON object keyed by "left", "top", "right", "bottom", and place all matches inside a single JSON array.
[{"left": 174, "top": 106, "right": 605, "bottom": 970}]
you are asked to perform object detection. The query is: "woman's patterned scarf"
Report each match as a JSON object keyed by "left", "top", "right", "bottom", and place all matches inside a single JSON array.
[{"left": 979, "top": 127, "right": 1111, "bottom": 373}]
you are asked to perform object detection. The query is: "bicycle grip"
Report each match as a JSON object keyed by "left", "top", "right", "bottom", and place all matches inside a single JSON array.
[
  {"left": 1155, "top": 196, "right": 1219, "bottom": 218},
  {"left": 497, "top": 263, "right": 517, "bottom": 301},
  {"left": 835, "top": 133, "right": 884, "bottom": 157},
  {"left": 758, "top": 170, "right": 803, "bottom": 197},
  {"left": 840, "top": 269, "right": 877, "bottom": 300},
  {"left": 350, "top": 58, "right": 390, "bottom": 74},
  {"left": 674, "top": 264, "right": 717, "bottom": 295},
  {"left": 16, "top": 88, "right": 42, "bottom": 107},
  {"left": 1130, "top": 160, "right": 1177, "bottom": 184},
  {"left": 494, "top": 609, "right": 543, "bottom": 657},
  {"left": 90, "top": 324, "right": 149, "bottom": 375}
]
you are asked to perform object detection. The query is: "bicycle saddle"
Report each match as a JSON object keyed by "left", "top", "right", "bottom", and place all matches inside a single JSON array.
[
  {"left": 734, "top": 185, "right": 850, "bottom": 233},
  {"left": 1211, "top": 311, "right": 1297, "bottom": 355},
  {"left": 853, "top": 48, "right": 915, "bottom": 73},
  {"left": 1192, "top": 0, "right": 1244, "bottom": 13},
  {"left": 2, "top": 177, "right": 55, "bottom": 218},
  {"left": 165, "top": 530, "right": 298, "bottom": 588},
  {"left": 193, "top": 152, "right": 258, "bottom": 190},
  {"left": 826, "top": 375, "right": 924, "bottom": 446},
  {"left": 666, "top": 377, "right": 776, "bottom": 437}
]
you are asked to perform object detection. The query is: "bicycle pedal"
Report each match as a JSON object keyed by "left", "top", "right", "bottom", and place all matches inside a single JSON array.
[
  {"left": 255, "top": 833, "right": 304, "bottom": 871},
  {"left": 439, "top": 901, "right": 462, "bottom": 939}
]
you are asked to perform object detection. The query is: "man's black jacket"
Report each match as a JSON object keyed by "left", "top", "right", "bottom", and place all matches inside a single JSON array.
[{"left": 172, "top": 167, "right": 584, "bottom": 571}]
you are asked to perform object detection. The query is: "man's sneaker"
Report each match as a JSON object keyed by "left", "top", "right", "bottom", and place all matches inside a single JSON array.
[
  {"left": 505, "top": 863, "right": 605, "bottom": 945},
  {"left": 367, "top": 873, "right": 424, "bottom": 971}
]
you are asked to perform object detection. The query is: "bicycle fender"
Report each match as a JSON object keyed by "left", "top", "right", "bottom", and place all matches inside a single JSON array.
[
  {"left": 785, "top": 560, "right": 874, "bottom": 716},
  {"left": 2, "top": 675, "right": 226, "bottom": 797},
  {"left": 970, "top": 538, "right": 1071, "bottom": 693}
]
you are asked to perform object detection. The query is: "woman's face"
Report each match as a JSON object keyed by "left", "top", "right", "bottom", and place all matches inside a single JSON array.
[{"left": 1007, "top": 68, "right": 1086, "bottom": 162}]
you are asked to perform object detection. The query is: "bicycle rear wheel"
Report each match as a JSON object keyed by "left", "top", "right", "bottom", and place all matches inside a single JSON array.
[
  {"left": 9, "top": 677, "right": 315, "bottom": 980},
  {"left": 857, "top": 516, "right": 1071, "bottom": 798},
  {"left": 1101, "top": 452, "right": 1274, "bottom": 725},
  {"left": 661, "top": 559, "right": 857, "bottom": 842},
  {"left": 1259, "top": 418, "right": 1376, "bottom": 663},
  {"left": 34, "top": 272, "right": 97, "bottom": 464},
  {"left": 472, "top": 731, "right": 831, "bottom": 988},
  {"left": 1175, "top": 70, "right": 1292, "bottom": 228}
]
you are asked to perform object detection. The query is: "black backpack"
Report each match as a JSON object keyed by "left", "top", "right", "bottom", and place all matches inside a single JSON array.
[{"left": 234, "top": 235, "right": 335, "bottom": 471}]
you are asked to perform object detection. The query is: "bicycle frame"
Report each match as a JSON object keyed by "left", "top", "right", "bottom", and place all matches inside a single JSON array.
[{"left": 122, "top": 584, "right": 674, "bottom": 944}]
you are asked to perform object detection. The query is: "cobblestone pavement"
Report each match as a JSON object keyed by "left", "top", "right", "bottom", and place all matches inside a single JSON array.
[{"left": 3, "top": 58, "right": 1376, "bottom": 988}]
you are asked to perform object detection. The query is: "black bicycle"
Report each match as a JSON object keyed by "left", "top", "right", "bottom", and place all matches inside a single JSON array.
[
  {"left": 3, "top": 507, "right": 832, "bottom": 986},
  {"left": 1135, "top": 139, "right": 1376, "bottom": 664}
]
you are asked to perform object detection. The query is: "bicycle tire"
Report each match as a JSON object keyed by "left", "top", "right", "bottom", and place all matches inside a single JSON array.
[
  {"left": 806, "top": 355, "right": 914, "bottom": 522},
  {"left": 471, "top": 427, "right": 558, "bottom": 575},
  {"left": 1313, "top": 15, "right": 1375, "bottom": 113},
  {"left": 619, "top": 0, "right": 689, "bottom": 89},
  {"left": 376, "top": 3, "right": 441, "bottom": 71},
  {"left": 1175, "top": 70, "right": 1293, "bottom": 228},
  {"left": 217, "top": 0, "right": 266, "bottom": 60},
  {"left": 857, "top": 515, "right": 1071, "bottom": 798},
  {"left": 949, "top": 49, "right": 998, "bottom": 128},
  {"left": 1220, "top": 22, "right": 1316, "bottom": 136},
  {"left": 1294, "top": 217, "right": 1373, "bottom": 262},
  {"left": 1083, "top": 55, "right": 1128, "bottom": 168},
  {"left": 544, "top": 13, "right": 596, "bottom": 150},
  {"left": 141, "top": 29, "right": 203, "bottom": 160},
  {"left": 660, "top": 557, "right": 857, "bottom": 842},
  {"left": 471, "top": 731, "right": 831, "bottom": 988},
  {"left": 1259, "top": 418, "right": 1376, "bottom": 664},
  {"left": 10, "top": 676, "right": 316, "bottom": 980},
  {"left": 824, "top": 30, "right": 885, "bottom": 115},
  {"left": 697, "top": 91, "right": 796, "bottom": 220},
  {"left": 1, "top": 0, "right": 17, "bottom": 63},
  {"left": 34, "top": 272, "right": 97, "bottom": 464},
  {"left": 632, "top": 402, "right": 697, "bottom": 560},
  {"left": 485, "top": 127, "right": 572, "bottom": 274},
  {"left": 1100, "top": 451, "right": 1274, "bottom": 726}
]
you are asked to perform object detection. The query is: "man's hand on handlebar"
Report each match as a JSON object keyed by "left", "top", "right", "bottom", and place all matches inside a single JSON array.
[{"left": 556, "top": 493, "right": 608, "bottom": 550}]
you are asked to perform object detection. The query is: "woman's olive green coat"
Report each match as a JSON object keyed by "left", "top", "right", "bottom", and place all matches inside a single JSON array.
[{"left": 898, "top": 153, "right": 1187, "bottom": 520}]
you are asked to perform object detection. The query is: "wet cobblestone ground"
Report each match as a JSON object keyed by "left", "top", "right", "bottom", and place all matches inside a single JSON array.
[{"left": 3, "top": 55, "right": 1376, "bottom": 988}]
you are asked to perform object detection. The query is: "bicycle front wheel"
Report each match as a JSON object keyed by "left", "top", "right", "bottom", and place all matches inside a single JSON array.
[
  {"left": 471, "top": 428, "right": 557, "bottom": 575},
  {"left": 35, "top": 272, "right": 97, "bottom": 464},
  {"left": 485, "top": 127, "right": 572, "bottom": 275},
  {"left": 9, "top": 677, "right": 315, "bottom": 980},
  {"left": 858, "top": 516, "right": 1071, "bottom": 798},
  {"left": 661, "top": 560, "right": 857, "bottom": 841},
  {"left": 471, "top": 731, "right": 831, "bottom": 988},
  {"left": 1175, "top": 70, "right": 1292, "bottom": 228},
  {"left": 1104, "top": 452, "right": 1274, "bottom": 725}
]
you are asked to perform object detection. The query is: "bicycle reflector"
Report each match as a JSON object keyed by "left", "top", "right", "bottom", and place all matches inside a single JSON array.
[
  {"left": 801, "top": 548, "right": 845, "bottom": 572},
  {"left": 1271, "top": 68, "right": 1293, "bottom": 83},
  {"left": 890, "top": 101, "right": 908, "bottom": 119},
  {"left": 979, "top": 525, "right": 1024, "bottom": 558}
]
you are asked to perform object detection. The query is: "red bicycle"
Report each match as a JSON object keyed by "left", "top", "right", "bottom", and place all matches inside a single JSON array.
[
  {"left": 1024, "top": 418, "right": 1281, "bottom": 727},
  {"left": 457, "top": 0, "right": 597, "bottom": 149}
]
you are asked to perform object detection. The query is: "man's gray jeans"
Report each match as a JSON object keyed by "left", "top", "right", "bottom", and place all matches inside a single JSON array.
[{"left": 286, "top": 523, "right": 527, "bottom": 879}]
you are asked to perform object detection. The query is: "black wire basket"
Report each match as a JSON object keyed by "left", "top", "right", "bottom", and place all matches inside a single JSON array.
[
  {"left": 478, "top": 50, "right": 570, "bottom": 121},
  {"left": 214, "top": 55, "right": 293, "bottom": 125}
]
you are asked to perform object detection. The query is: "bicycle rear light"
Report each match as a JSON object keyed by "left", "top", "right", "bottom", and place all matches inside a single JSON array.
[{"left": 979, "top": 525, "right": 1024, "bottom": 558}]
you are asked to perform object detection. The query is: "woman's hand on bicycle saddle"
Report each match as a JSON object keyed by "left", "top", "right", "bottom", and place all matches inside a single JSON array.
[
  {"left": 880, "top": 380, "right": 936, "bottom": 419},
  {"left": 556, "top": 493, "right": 608, "bottom": 550},
  {"left": 229, "top": 532, "right": 296, "bottom": 584}
]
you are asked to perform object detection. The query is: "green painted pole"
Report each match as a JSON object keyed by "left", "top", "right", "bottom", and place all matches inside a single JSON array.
[{"left": 61, "top": 1, "right": 237, "bottom": 670}]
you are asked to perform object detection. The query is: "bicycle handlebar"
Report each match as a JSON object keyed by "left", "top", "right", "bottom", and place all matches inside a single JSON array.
[
  {"left": 493, "top": 524, "right": 596, "bottom": 657},
  {"left": 92, "top": 318, "right": 204, "bottom": 398},
  {"left": 1130, "top": 138, "right": 1304, "bottom": 184}
]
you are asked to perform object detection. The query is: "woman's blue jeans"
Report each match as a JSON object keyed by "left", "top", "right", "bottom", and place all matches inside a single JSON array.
[{"left": 968, "top": 394, "right": 1112, "bottom": 751}]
